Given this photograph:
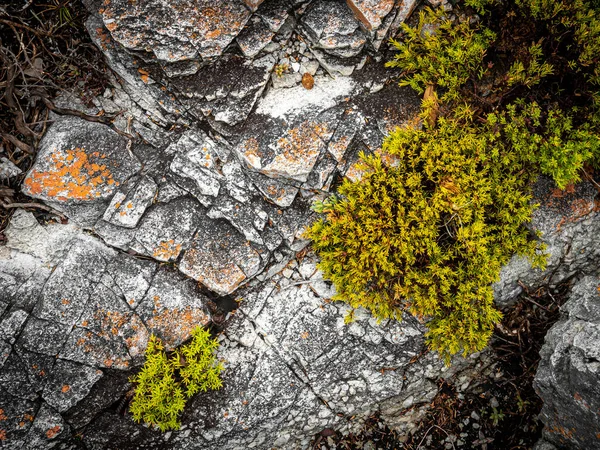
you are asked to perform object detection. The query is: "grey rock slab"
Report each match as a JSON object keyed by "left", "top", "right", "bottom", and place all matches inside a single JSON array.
[
  {"left": 179, "top": 217, "right": 263, "bottom": 295},
  {"left": 207, "top": 196, "right": 267, "bottom": 245},
  {"left": 0, "top": 389, "right": 37, "bottom": 444},
  {"left": 59, "top": 326, "right": 132, "bottom": 370},
  {"left": 249, "top": 171, "right": 299, "bottom": 207},
  {"left": 32, "top": 238, "right": 116, "bottom": 327},
  {"left": 24, "top": 403, "right": 70, "bottom": 449},
  {"left": 4, "top": 210, "right": 79, "bottom": 266},
  {"left": 42, "top": 359, "right": 103, "bottom": 413},
  {"left": 63, "top": 369, "right": 131, "bottom": 430},
  {"left": 534, "top": 275, "right": 600, "bottom": 449},
  {"left": 301, "top": 0, "right": 367, "bottom": 58},
  {"left": 236, "top": 16, "right": 276, "bottom": 58},
  {"left": 76, "top": 279, "right": 150, "bottom": 362},
  {"left": 17, "top": 316, "right": 72, "bottom": 357},
  {"left": 21, "top": 117, "right": 142, "bottom": 227},
  {"left": 129, "top": 197, "right": 204, "bottom": 262},
  {"left": 170, "top": 54, "right": 273, "bottom": 127},
  {"left": 99, "top": 0, "right": 252, "bottom": 61},
  {"left": 104, "top": 254, "right": 157, "bottom": 310},
  {"left": 0, "top": 310, "right": 29, "bottom": 345}
]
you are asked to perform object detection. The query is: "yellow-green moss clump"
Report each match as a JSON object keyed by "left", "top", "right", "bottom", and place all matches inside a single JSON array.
[
  {"left": 129, "top": 327, "right": 223, "bottom": 431},
  {"left": 307, "top": 0, "right": 600, "bottom": 362}
]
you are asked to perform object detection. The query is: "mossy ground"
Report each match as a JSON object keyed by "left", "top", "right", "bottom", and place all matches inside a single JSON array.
[{"left": 306, "top": 0, "right": 600, "bottom": 361}]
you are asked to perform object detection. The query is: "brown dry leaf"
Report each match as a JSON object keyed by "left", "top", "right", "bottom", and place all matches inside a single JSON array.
[{"left": 302, "top": 73, "right": 314, "bottom": 90}]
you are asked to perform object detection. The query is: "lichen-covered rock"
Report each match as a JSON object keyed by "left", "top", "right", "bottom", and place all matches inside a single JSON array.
[
  {"left": 22, "top": 117, "right": 142, "bottom": 227},
  {"left": 534, "top": 275, "right": 600, "bottom": 450},
  {"left": 98, "top": 0, "right": 253, "bottom": 61}
]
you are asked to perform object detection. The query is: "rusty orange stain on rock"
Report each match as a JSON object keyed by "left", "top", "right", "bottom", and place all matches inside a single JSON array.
[
  {"left": 46, "top": 426, "right": 61, "bottom": 439},
  {"left": 0, "top": 430, "right": 5, "bottom": 441},
  {"left": 0, "top": 410, "right": 6, "bottom": 421},
  {"left": 24, "top": 147, "right": 116, "bottom": 201},
  {"left": 61, "top": 385, "right": 71, "bottom": 393}
]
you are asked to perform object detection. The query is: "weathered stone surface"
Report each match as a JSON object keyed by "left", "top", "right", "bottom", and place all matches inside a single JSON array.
[
  {"left": 495, "top": 176, "right": 600, "bottom": 307},
  {"left": 0, "top": 156, "right": 21, "bottom": 181},
  {"left": 534, "top": 275, "right": 600, "bottom": 449},
  {"left": 346, "top": 0, "right": 395, "bottom": 30},
  {"left": 129, "top": 197, "right": 203, "bottom": 262},
  {"left": 22, "top": 117, "right": 142, "bottom": 227},
  {"left": 301, "top": 1, "right": 367, "bottom": 58},
  {"left": 102, "top": 175, "right": 158, "bottom": 228},
  {"left": 42, "top": 359, "right": 103, "bottom": 413},
  {"left": 180, "top": 217, "right": 262, "bottom": 295},
  {"left": 99, "top": 0, "right": 252, "bottom": 61}
]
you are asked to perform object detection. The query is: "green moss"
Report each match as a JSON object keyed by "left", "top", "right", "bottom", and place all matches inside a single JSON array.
[
  {"left": 306, "top": 0, "right": 600, "bottom": 362},
  {"left": 129, "top": 327, "right": 223, "bottom": 431}
]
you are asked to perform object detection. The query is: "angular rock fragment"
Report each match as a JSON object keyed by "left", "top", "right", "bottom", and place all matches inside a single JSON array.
[
  {"left": 32, "top": 238, "right": 116, "bottom": 327},
  {"left": 22, "top": 117, "right": 142, "bottom": 227},
  {"left": 534, "top": 276, "right": 600, "bottom": 449},
  {"left": 135, "top": 267, "right": 211, "bottom": 348},
  {"left": 346, "top": 0, "right": 395, "bottom": 31},
  {"left": 24, "top": 403, "right": 70, "bottom": 447},
  {"left": 250, "top": 171, "right": 299, "bottom": 207},
  {"left": 103, "top": 175, "right": 158, "bottom": 228},
  {"left": 207, "top": 196, "right": 267, "bottom": 244},
  {"left": 42, "top": 359, "right": 103, "bottom": 413},
  {"left": 170, "top": 55, "right": 273, "bottom": 126},
  {"left": 130, "top": 197, "right": 203, "bottom": 262},
  {"left": 236, "top": 17, "right": 277, "bottom": 58},
  {"left": 180, "top": 218, "right": 262, "bottom": 295},
  {"left": 301, "top": 0, "right": 367, "bottom": 58}
]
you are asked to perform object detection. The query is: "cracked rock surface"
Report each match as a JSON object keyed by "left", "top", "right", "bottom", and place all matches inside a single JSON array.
[
  {"left": 2, "top": 0, "right": 600, "bottom": 448},
  {"left": 534, "top": 275, "right": 600, "bottom": 450}
]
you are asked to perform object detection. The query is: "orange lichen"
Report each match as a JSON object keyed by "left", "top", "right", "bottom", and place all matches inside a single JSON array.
[
  {"left": 138, "top": 68, "right": 150, "bottom": 84},
  {"left": 153, "top": 240, "right": 182, "bottom": 261},
  {"left": 0, "top": 429, "right": 5, "bottom": 441},
  {"left": 46, "top": 426, "right": 61, "bottom": 439},
  {"left": 146, "top": 306, "right": 210, "bottom": 347},
  {"left": 0, "top": 410, "right": 6, "bottom": 421},
  {"left": 24, "top": 147, "right": 116, "bottom": 201},
  {"left": 267, "top": 121, "right": 329, "bottom": 176},
  {"left": 61, "top": 385, "right": 71, "bottom": 393}
]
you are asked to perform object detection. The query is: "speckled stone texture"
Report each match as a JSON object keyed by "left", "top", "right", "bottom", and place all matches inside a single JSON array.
[
  {"left": 534, "top": 275, "right": 600, "bottom": 450},
  {"left": 3, "top": 0, "right": 600, "bottom": 448}
]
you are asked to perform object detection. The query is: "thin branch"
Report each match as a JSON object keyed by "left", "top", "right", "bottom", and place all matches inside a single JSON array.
[{"left": 0, "top": 201, "right": 66, "bottom": 220}]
